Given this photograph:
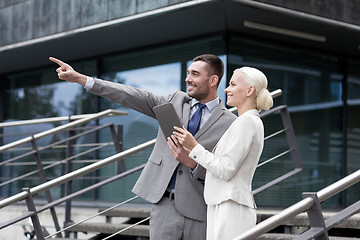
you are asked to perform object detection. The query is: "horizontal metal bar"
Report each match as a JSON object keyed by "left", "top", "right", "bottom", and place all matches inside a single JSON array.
[
  {"left": 260, "top": 105, "right": 287, "bottom": 118},
  {"left": 252, "top": 168, "right": 302, "bottom": 195},
  {"left": 0, "top": 110, "right": 127, "bottom": 128},
  {"left": 0, "top": 211, "right": 35, "bottom": 229},
  {"left": 264, "top": 129, "right": 286, "bottom": 141},
  {"left": 0, "top": 143, "right": 111, "bottom": 187},
  {"left": 0, "top": 124, "right": 114, "bottom": 167},
  {"left": 257, "top": 148, "right": 292, "bottom": 168},
  {"left": 324, "top": 200, "right": 360, "bottom": 229},
  {"left": 269, "top": 89, "right": 283, "bottom": 98},
  {"left": 6, "top": 142, "right": 115, "bottom": 152},
  {"left": 45, "top": 196, "right": 139, "bottom": 239},
  {"left": 36, "top": 122, "right": 115, "bottom": 151},
  {"left": 317, "top": 169, "right": 360, "bottom": 202},
  {"left": 53, "top": 142, "right": 115, "bottom": 148},
  {"left": 0, "top": 149, "right": 37, "bottom": 167},
  {"left": 102, "top": 216, "right": 151, "bottom": 240},
  {"left": 0, "top": 175, "right": 113, "bottom": 181}
]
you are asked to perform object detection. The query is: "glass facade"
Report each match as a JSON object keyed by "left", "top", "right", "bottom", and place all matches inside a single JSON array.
[
  {"left": 0, "top": 34, "right": 359, "bottom": 208},
  {"left": 346, "top": 59, "right": 360, "bottom": 206}
]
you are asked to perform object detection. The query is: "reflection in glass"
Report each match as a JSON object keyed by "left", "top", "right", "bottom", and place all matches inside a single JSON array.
[{"left": 346, "top": 60, "right": 360, "bottom": 206}]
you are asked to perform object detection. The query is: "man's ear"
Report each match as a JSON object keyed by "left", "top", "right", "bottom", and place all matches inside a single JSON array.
[
  {"left": 210, "top": 75, "right": 219, "bottom": 87},
  {"left": 247, "top": 86, "right": 256, "bottom": 96}
]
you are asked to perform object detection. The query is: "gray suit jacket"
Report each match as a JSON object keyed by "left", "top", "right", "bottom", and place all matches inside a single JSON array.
[{"left": 90, "top": 78, "right": 236, "bottom": 221}]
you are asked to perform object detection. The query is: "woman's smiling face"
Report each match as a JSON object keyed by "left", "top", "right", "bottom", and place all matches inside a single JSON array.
[{"left": 224, "top": 70, "right": 251, "bottom": 108}]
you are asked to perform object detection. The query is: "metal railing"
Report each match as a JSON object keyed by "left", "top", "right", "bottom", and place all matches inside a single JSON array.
[
  {"left": 233, "top": 169, "right": 360, "bottom": 240},
  {"left": 0, "top": 109, "right": 127, "bottom": 238},
  {"left": 0, "top": 89, "right": 307, "bottom": 239},
  {"left": 0, "top": 109, "right": 127, "bottom": 152}
]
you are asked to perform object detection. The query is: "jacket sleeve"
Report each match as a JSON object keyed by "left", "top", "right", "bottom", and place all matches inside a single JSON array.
[
  {"left": 189, "top": 116, "right": 256, "bottom": 181},
  {"left": 189, "top": 164, "right": 206, "bottom": 184},
  {"left": 89, "top": 77, "right": 175, "bottom": 118}
]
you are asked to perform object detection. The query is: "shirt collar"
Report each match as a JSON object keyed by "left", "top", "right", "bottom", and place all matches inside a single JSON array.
[{"left": 191, "top": 97, "right": 220, "bottom": 113}]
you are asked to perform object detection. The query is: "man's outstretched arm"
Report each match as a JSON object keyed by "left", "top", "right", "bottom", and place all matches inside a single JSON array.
[{"left": 49, "top": 57, "right": 87, "bottom": 86}]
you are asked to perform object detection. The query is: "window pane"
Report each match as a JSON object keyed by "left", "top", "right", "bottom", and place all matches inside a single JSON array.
[{"left": 346, "top": 59, "right": 360, "bottom": 206}]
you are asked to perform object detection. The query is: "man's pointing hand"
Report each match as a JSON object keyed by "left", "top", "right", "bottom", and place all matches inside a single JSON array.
[{"left": 49, "top": 57, "right": 87, "bottom": 86}]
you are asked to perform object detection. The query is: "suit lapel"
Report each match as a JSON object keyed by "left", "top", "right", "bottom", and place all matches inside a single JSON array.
[
  {"left": 194, "top": 103, "right": 225, "bottom": 139},
  {"left": 182, "top": 101, "right": 191, "bottom": 129}
]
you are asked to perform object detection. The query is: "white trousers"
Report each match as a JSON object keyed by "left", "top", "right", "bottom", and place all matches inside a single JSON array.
[{"left": 207, "top": 200, "right": 256, "bottom": 240}]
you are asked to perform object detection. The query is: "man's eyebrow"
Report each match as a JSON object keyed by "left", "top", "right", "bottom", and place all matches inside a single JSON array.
[{"left": 190, "top": 69, "right": 200, "bottom": 74}]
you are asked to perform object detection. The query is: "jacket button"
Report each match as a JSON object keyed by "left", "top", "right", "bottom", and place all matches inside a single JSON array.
[{"left": 178, "top": 170, "right": 183, "bottom": 175}]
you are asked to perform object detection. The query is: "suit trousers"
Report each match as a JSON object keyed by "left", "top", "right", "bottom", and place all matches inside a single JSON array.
[
  {"left": 207, "top": 200, "right": 256, "bottom": 240},
  {"left": 150, "top": 197, "right": 206, "bottom": 240}
]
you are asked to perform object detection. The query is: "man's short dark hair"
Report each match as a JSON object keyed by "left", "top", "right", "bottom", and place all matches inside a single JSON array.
[{"left": 193, "top": 54, "right": 224, "bottom": 86}]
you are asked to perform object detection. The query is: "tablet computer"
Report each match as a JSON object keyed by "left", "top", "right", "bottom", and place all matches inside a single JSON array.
[{"left": 153, "top": 102, "right": 182, "bottom": 140}]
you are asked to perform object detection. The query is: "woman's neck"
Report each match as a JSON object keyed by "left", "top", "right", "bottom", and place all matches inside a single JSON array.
[{"left": 236, "top": 102, "right": 256, "bottom": 116}]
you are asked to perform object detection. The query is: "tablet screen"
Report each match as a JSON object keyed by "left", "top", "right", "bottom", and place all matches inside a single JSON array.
[{"left": 153, "top": 102, "right": 182, "bottom": 140}]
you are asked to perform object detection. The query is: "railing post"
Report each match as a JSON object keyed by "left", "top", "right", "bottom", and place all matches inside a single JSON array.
[
  {"left": 280, "top": 107, "right": 302, "bottom": 169},
  {"left": 298, "top": 192, "right": 329, "bottom": 240},
  {"left": 64, "top": 119, "right": 75, "bottom": 238},
  {"left": 22, "top": 188, "right": 45, "bottom": 240},
  {"left": 109, "top": 124, "right": 125, "bottom": 174},
  {"left": 31, "top": 136, "right": 62, "bottom": 238}
]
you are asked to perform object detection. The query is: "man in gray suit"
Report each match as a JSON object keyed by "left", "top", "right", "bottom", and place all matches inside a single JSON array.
[{"left": 50, "top": 54, "right": 236, "bottom": 240}]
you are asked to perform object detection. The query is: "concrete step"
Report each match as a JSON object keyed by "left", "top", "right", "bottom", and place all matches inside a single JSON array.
[
  {"left": 66, "top": 222, "right": 150, "bottom": 237},
  {"left": 257, "top": 209, "right": 360, "bottom": 229},
  {"left": 99, "top": 207, "right": 150, "bottom": 219},
  {"left": 258, "top": 233, "right": 360, "bottom": 240},
  {"left": 36, "top": 238, "right": 78, "bottom": 240}
]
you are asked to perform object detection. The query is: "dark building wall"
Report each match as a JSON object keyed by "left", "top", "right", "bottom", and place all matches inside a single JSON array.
[
  {"left": 0, "top": 0, "right": 188, "bottom": 46},
  {"left": 1, "top": 0, "right": 360, "bottom": 48},
  {"left": 255, "top": 0, "right": 360, "bottom": 25}
]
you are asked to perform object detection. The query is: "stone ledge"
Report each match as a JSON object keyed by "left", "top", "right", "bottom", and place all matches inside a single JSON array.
[
  {"left": 66, "top": 222, "right": 149, "bottom": 237},
  {"left": 99, "top": 207, "right": 151, "bottom": 219},
  {"left": 258, "top": 233, "right": 360, "bottom": 240},
  {"left": 257, "top": 209, "right": 360, "bottom": 229}
]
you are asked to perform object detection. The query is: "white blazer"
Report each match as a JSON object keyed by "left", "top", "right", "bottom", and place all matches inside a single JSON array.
[{"left": 189, "top": 109, "right": 264, "bottom": 208}]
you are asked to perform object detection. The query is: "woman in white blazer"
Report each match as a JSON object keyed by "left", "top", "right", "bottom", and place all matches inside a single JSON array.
[{"left": 168, "top": 66, "right": 273, "bottom": 240}]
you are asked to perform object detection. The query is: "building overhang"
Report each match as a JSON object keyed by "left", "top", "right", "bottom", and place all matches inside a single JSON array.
[{"left": 1, "top": 0, "right": 359, "bottom": 74}]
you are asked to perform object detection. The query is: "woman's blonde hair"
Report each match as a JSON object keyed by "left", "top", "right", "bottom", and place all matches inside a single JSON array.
[{"left": 238, "top": 66, "right": 273, "bottom": 111}]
